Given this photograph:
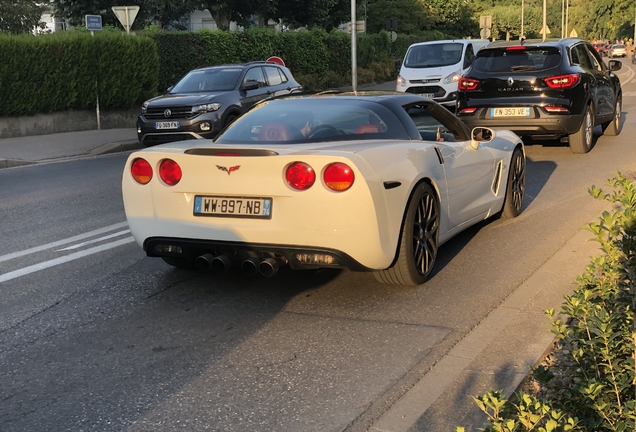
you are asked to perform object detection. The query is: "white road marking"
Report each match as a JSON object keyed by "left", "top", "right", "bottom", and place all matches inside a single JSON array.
[
  {"left": 0, "top": 237, "right": 135, "bottom": 284},
  {"left": 0, "top": 222, "right": 128, "bottom": 263},
  {"left": 56, "top": 230, "right": 131, "bottom": 251}
]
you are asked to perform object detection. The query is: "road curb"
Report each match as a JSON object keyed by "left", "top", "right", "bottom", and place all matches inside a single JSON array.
[{"left": 89, "top": 140, "right": 142, "bottom": 156}]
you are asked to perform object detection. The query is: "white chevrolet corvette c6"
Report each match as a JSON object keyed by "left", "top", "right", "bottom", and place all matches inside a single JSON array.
[{"left": 122, "top": 93, "right": 525, "bottom": 286}]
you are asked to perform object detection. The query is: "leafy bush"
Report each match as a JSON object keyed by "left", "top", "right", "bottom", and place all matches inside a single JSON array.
[
  {"left": 458, "top": 172, "right": 636, "bottom": 432},
  {"left": 0, "top": 31, "right": 158, "bottom": 116}
]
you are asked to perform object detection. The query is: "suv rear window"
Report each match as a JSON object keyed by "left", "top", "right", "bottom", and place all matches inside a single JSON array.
[{"left": 472, "top": 47, "right": 561, "bottom": 72}]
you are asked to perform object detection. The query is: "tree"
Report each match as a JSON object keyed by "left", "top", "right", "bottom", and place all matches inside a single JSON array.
[
  {"left": 428, "top": 0, "right": 480, "bottom": 38},
  {"left": 0, "top": 0, "right": 46, "bottom": 35},
  {"left": 52, "top": 0, "right": 144, "bottom": 28},
  {"left": 274, "top": 0, "right": 350, "bottom": 31},
  {"left": 365, "top": 0, "right": 435, "bottom": 34},
  {"left": 144, "top": 0, "right": 200, "bottom": 29}
]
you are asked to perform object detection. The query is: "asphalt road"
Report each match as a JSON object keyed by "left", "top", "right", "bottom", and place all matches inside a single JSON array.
[{"left": 2, "top": 61, "right": 636, "bottom": 432}]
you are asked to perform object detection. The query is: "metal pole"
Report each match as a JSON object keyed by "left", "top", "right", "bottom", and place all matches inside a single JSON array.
[
  {"left": 125, "top": 6, "right": 130, "bottom": 34},
  {"left": 565, "top": 0, "right": 569, "bottom": 38},
  {"left": 561, "top": 0, "right": 565, "bottom": 38},
  {"left": 91, "top": 30, "right": 100, "bottom": 130},
  {"left": 542, "top": 0, "right": 547, "bottom": 41},
  {"left": 521, "top": 0, "right": 524, "bottom": 40},
  {"left": 351, "top": 0, "right": 357, "bottom": 93}
]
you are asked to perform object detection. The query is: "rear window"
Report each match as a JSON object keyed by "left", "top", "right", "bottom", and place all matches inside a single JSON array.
[{"left": 472, "top": 47, "right": 561, "bottom": 72}]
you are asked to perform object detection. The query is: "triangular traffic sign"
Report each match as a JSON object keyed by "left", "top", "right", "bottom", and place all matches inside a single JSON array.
[{"left": 111, "top": 6, "right": 139, "bottom": 33}]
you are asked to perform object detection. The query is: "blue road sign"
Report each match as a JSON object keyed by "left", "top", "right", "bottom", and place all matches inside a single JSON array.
[{"left": 85, "top": 15, "right": 102, "bottom": 31}]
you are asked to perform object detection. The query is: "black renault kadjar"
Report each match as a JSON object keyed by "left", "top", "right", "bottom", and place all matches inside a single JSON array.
[
  {"left": 137, "top": 61, "right": 302, "bottom": 146},
  {"left": 456, "top": 38, "right": 623, "bottom": 153}
]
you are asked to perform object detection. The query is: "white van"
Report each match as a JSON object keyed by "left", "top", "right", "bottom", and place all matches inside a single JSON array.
[{"left": 396, "top": 39, "right": 490, "bottom": 108}]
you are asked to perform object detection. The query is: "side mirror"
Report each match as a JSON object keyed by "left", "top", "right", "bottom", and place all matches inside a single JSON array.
[
  {"left": 242, "top": 81, "right": 260, "bottom": 91},
  {"left": 394, "top": 59, "right": 402, "bottom": 71},
  {"left": 166, "top": 86, "right": 174, "bottom": 93},
  {"left": 470, "top": 127, "right": 494, "bottom": 149},
  {"left": 608, "top": 60, "right": 622, "bottom": 71}
]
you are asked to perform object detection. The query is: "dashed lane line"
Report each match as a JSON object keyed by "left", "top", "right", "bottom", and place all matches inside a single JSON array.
[
  {"left": 0, "top": 237, "right": 135, "bottom": 284},
  {"left": 0, "top": 222, "right": 128, "bottom": 264}
]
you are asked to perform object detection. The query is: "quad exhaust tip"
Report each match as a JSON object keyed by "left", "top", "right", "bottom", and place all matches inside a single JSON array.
[
  {"left": 241, "top": 258, "right": 260, "bottom": 276},
  {"left": 196, "top": 254, "right": 281, "bottom": 276},
  {"left": 259, "top": 258, "right": 279, "bottom": 277},
  {"left": 195, "top": 254, "right": 231, "bottom": 272}
]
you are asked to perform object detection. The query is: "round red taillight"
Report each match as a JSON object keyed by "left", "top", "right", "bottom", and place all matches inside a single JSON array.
[
  {"left": 285, "top": 162, "right": 315, "bottom": 190},
  {"left": 159, "top": 159, "right": 182, "bottom": 186},
  {"left": 131, "top": 158, "right": 153, "bottom": 185},
  {"left": 324, "top": 163, "right": 355, "bottom": 191}
]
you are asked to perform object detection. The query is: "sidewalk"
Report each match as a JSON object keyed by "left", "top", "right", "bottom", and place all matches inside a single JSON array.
[{"left": 0, "top": 128, "right": 140, "bottom": 169}]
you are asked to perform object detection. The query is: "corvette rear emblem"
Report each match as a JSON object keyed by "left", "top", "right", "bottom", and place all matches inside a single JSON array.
[{"left": 216, "top": 165, "right": 240, "bottom": 175}]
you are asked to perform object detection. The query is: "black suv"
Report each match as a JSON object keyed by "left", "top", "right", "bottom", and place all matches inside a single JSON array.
[
  {"left": 456, "top": 38, "right": 622, "bottom": 153},
  {"left": 137, "top": 61, "right": 302, "bottom": 146}
]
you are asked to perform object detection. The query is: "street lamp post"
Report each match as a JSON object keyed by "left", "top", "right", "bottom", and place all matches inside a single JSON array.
[
  {"left": 351, "top": 0, "right": 357, "bottom": 93},
  {"left": 521, "top": 0, "right": 524, "bottom": 40}
]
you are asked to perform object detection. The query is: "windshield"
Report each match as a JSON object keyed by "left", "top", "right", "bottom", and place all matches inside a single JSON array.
[
  {"left": 171, "top": 68, "right": 242, "bottom": 93},
  {"left": 215, "top": 98, "right": 410, "bottom": 144},
  {"left": 403, "top": 43, "right": 463, "bottom": 68},
  {"left": 472, "top": 47, "right": 561, "bottom": 72}
]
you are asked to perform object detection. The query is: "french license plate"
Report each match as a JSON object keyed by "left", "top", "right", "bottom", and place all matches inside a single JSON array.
[
  {"left": 490, "top": 107, "right": 531, "bottom": 117},
  {"left": 421, "top": 93, "right": 435, "bottom": 98},
  {"left": 194, "top": 196, "right": 272, "bottom": 218},
  {"left": 155, "top": 121, "right": 180, "bottom": 130}
]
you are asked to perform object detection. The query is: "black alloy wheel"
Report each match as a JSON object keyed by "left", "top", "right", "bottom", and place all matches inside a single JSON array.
[
  {"left": 500, "top": 148, "right": 525, "bottom": 219},
  {"left": 602, "top": 96, "right": 622, "bottom": 136},
  {"left": 569, "top": 106, "right": 594, "bottom": 154},
  {"left": 375, "top": 182, "right": 439, "bottom": 286}
]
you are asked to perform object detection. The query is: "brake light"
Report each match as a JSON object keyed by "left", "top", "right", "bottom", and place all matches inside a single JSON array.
[
  {"left": 506, "top": 46, "right": 526, "bottom": 51},
  {"left": 458, "top": 107, "right": 477, "bottom": 115},
  {"left": 131, "top": 158, "right": 153, "bottom": 184},
  {"left": 285, "top": 162, "right": 315, "bottom": 190},
  {"left": 159, "top": 159, "right": 182, "bottom": 186},
  {"left": 215, "top": 152, "right": 242, "bottom": 157},
  {"left": 458, "top": 77, "right": 480, "bottom": 91},
  {"left": 543, "top": 106, "right": 570, "bottom": 113},
  {"left": 544, "top": 74, "right": 580, "bottom": 89},
  {"left": 324, "top": 163, "right": 355, "bottom": 191}
]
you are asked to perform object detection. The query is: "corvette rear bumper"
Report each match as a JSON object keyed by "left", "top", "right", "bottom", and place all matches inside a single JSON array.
[{"left": 144, "top": 237, "right": 373, "bottom": 271}]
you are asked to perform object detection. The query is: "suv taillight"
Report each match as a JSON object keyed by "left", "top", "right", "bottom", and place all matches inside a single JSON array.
[
  {"left": 544, "top": 74, "right": 580, "bottom": 89},
  {"left": 458, "top": 77, "right": 480, "bottom": 91}
]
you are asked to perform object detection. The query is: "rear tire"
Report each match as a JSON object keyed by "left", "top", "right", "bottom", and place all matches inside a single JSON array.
[
  {"left": 569, "top": 106, "right": 593, "bottom": 154},
  {"left": 500, "top": 148, "right": 525, "bottom": 219},
  {"left": 601, "top": 96, "right": 621, "bottom": 136},
  {"left": 374, "top": 183, "right": 439, "bottom": 286}
]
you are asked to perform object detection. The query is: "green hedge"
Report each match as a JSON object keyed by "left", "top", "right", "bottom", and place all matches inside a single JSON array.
[
  {"left": 0, "top": 31, "right": 158, "bottom": 116},
  {"left": 0, "top": 28, "right": 444, "bottom": 117}
]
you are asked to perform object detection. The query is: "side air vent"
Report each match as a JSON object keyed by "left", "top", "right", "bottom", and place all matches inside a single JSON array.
[{"left": 492, "top": 160, "right": 503, "bottom": 195}]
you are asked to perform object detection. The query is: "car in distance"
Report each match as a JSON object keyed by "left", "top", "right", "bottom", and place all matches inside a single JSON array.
[
  {"left": 395, "top": 39, "right": 490, "bottom": 109},
  {"left": 137, "top": 61, "right": 302, "bottom": 146},
  {"left": 456, "top": 38, "right": 623, "bottom": 154},
  {"left": 593, "top": 43, "right": 607, "bottom": 56},
  {"left": 608, "top": 44, "right": 627, "bottom": 58},
  {"left": 122, "top": 93, "right": 525, "bottom": 286}
]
